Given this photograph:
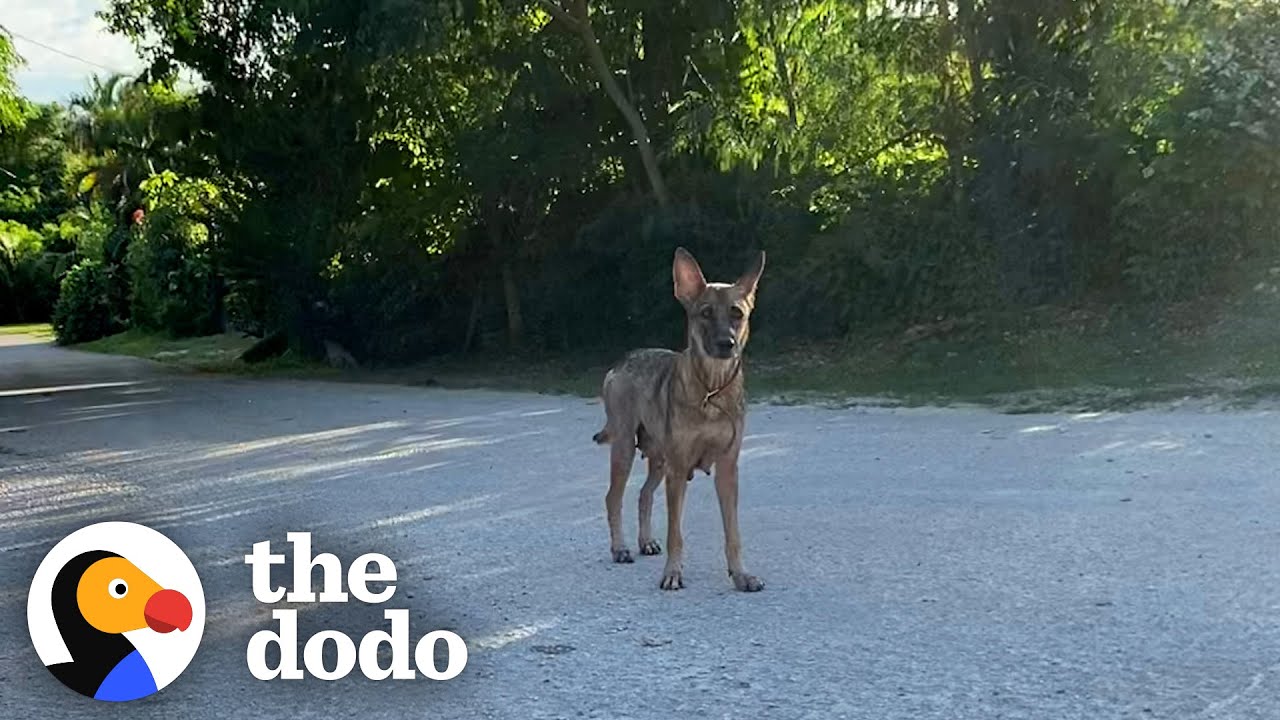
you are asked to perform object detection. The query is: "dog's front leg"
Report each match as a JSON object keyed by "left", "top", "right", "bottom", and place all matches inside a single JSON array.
[
  {"left": 715, "top": 452, "right": 764, "bottom": 592},
  {"left": 637, "top": 456, "right": 664, "bottom": 556},
  {"left": 659, "top": 466, "right": 691, "bottom": 590}
]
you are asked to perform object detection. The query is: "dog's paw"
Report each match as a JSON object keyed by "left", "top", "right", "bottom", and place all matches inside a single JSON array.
[
  {"left": 730, "top": 572, "right": 765, "bottom": 592},
  {"left": 659, "top": 568, "right": 685, "bottom": 591},
  {"left": 612, "top": 548, "right": 634, "bottom": 564},
  {"left": 639, "top": 539, "right": 662, "bottom": 556}
]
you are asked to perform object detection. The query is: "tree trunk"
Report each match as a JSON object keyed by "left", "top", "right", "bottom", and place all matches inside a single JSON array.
[
  {"left": 463, "top": 275, "right": 483, "bottom": 353},
  {"left": 955, "top": 0, "right": 987, "bottom": 119},
  {"left": 766, "top": 3, "right": 799, "bottom": 132},
  {"left": 937, "top": 0, "right": 954, "bottom": 108},
  {"left": 484, "top": 199, "right": 524, "bottom": 349},
  {"left": 773, "top": 37, "right": 799, "bottom": 131},
  {"left": 542, "top": 0, "right": 671, "bottom": 209},
  {"left": 501, "top": 260, "right": 524, "bottom": 349},
  {"left": 580, "top": 15, "right": 670, "bottom": 208},
  {"left": 769, "top": 27, "right": 799, "bottom": 172},
  {"left": 936, "top": 0, "right": 968, "bottom": 206}
]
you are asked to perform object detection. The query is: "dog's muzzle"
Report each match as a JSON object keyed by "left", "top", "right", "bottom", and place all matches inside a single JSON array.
[{"left": 712, "top": 336, "right": 737, "bottom": 358}]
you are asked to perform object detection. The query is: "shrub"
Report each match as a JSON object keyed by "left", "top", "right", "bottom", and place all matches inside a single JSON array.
[
  {"left": 127, "top": 172, "right": 221, "bottom": 336},
  {"left": 0, "top": 220, "right": 62, "bottom": 323},
  {"left": 1112, "top": 1, "right": 1280, "bottom": 301},
  {"left": 52, "top": 259, "right": 115, "bottom": 344},
  {"left": 223, "top": 280, "right": 268, "bottom": 337},
  {"left": 127, "top": 227, "right": 217, "bottom": 336}
]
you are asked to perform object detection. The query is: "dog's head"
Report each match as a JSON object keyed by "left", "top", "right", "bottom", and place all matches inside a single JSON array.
[{"left": 672, "top": 247, "right": 766, "bottom": 360}]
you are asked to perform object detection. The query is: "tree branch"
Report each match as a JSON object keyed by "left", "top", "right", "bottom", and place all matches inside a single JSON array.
[
  {"left": 828, "top": 129, "right": 940, "bottom": 179},
  {"left": 537, "top": 0, "right": 581, "bottom": 33},
  {"left": 768, "top": 28, "right": 799, "bottom": 130},
  {"left": 528, "top": 0, "right": 670, "bottom": 209}
]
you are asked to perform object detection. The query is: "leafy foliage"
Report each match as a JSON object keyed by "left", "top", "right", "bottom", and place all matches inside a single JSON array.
[
  {"left": 0, "top": 32, "right": 27, "bottom": 135},
  {"left": 0, "top": 220, "right": 58, "bottom": 323},
  {"left": 126, "top": 171, "right": 221, "bottom": 336},
  {"left": 3, "top": 0, "right": 1278, "bottom": 362},
  {"left": 52, "top": 259, "right": 117, "bottom": 344},
  {"left": 1113, "top": 0, "right": 1280, "bottom": 301}
]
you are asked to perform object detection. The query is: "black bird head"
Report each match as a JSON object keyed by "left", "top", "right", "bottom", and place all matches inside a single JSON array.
[{"left": 46, "top": 550, "right": 192, "bottom": 698}]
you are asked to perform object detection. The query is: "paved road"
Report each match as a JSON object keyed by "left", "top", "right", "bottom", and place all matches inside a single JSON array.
[{"left": 0, "top": 334, "right": 1278, "bottom": 719}]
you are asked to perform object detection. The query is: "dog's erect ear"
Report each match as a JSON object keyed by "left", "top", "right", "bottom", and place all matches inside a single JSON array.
[
  {"left": 736, "top": 250, "right": 766, "bottom": 299},
  {"left": 673, "top": 247, "right": 707, "bottom": 305}
]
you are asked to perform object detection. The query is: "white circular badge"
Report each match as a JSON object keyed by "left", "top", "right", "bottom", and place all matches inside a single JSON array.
[{"left": 27, "top": 521, "right": 205, "bottom": 701}]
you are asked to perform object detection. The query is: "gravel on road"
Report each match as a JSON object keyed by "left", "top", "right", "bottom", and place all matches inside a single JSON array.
[{"left": 1, "top": 335, "right": 1277, "bottom": 720}]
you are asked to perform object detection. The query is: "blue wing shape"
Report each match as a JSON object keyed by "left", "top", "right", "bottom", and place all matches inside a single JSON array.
[{"left": 94, "top": 650, "right": 159, "bottom": 702}]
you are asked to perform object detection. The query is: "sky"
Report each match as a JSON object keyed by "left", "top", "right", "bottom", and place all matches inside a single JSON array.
[{"left": 5, "top": 0, "right": 147, "bottom": 104}]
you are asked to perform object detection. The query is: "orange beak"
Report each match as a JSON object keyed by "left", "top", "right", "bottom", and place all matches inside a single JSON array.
[{"left": 143, "top": 588, "right": 192, "bottom": 633}]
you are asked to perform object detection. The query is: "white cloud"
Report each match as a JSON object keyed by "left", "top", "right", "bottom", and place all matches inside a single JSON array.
[{"left": 7, "top": 0, "right": 147, "bottom": 103}]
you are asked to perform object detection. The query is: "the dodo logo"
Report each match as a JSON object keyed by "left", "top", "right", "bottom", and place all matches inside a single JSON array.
[{"left": 27, "top": 521, "right": 205, "bottom": 702}]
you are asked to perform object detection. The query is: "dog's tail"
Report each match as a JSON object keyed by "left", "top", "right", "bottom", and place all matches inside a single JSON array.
[{"left": 593, "top": 369, "right": 618, "bottom": 446}]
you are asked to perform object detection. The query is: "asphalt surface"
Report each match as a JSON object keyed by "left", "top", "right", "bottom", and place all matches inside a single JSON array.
[{"left": 1, "top": 333, "right": 1278, "bottom": 719}]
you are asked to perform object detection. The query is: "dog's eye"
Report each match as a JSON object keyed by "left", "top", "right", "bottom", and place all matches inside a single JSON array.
[
  {"left": 729, "top": 306, "right": 744, "bottom": 320},
  {"left": 699, "top": 306, "right": 713, "bottom": 319}
]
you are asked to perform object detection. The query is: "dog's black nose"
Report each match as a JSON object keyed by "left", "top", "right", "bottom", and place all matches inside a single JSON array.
[{"left": 715, "top": 337, "right": 736, "bottom": 353}]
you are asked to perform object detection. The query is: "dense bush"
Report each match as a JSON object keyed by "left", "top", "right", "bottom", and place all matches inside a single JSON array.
[
  {"left": 126, "top": 173, "right": 221, "bottom": 337},
  {"left": 223, "top": 280, "right": 268, "bottom": 337},
  {"left": 52, "top": 259, "right": 115, "bottom": 344},
  {"left": 0, "top": 220, "right": 60, "bottom": 323},
  {"left": 1112, "top": 2, "right": 1280, "bottom": 301}
]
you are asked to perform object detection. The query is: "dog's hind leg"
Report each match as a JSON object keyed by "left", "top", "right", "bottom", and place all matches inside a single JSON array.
[
  {"left": 637, "top": 456, "right": 664, "bottom": 556},
  {"left": 606, "top": 439, "right": 637, "bottom": 563}
]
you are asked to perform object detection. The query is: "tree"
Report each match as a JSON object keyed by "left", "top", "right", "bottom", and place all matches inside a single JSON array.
[
  {"left": 0, "top": 31, "right": 27, "bottom": 136},
  {"left": 534, "top": 0, "right": 670, "bottom": 209},
  {"left": 71, "top": 74, "right": 197, "bottom": 220},
  {"left": 36, "top": 0, "right": 1267, "bottom": 357},
  {"left": 102, "top": 0, "right": 471, "bottom": 355}
]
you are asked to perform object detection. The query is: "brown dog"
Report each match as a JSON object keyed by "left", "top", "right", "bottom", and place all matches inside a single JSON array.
[{"left": 592, "top": 247, "right": 765, "bottom": 592}]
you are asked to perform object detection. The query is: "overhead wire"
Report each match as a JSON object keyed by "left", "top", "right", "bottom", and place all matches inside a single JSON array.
[{"left": 0, "top": 23, "right": 129, "bottom": 75}]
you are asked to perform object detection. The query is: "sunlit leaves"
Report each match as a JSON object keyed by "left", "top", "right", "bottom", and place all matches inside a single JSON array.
[{"left": 0, "top": 33, "right": 29, "bottom": 135}]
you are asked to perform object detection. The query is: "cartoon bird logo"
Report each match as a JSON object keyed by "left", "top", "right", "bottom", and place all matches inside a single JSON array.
[
  {"left": 47, "top": 551, "right": 193, "bottom": 701},
  {"left": 28, "top": 522, "right": 205, "bottom": 703}
]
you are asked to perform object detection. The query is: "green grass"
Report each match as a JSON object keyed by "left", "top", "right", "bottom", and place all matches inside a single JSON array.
[
  {"left": 0, "top": 322, "right": 53, "bottom": 340},
  {"left": 744, "top": 295, "right": 1280, "bottom": 411},
  {"left": 78, "top": 329, "right": 336, "bottom": 377},
  {"left": 66, "top": 289, "right": 1280, "bottom": 412},
  {"left": 372, "top": 354, "right": 608, "bottom": 397},
  {"left": 337, "top": 296, "right": 1280, "bottom": 412}
]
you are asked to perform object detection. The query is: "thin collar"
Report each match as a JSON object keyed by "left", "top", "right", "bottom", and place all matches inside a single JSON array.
[{"left": 692, "top": 356, "right": 742, "bottom": 411}]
